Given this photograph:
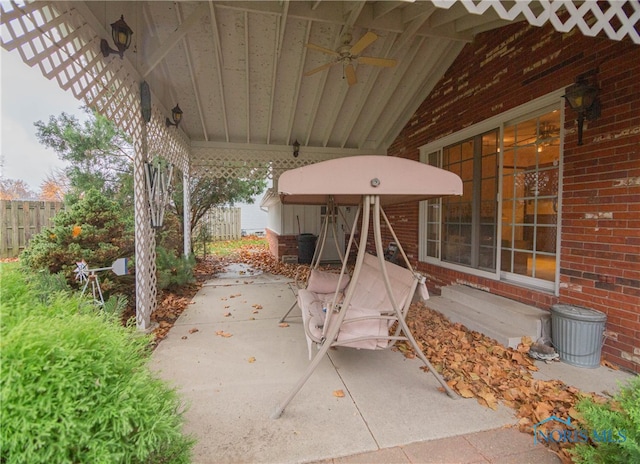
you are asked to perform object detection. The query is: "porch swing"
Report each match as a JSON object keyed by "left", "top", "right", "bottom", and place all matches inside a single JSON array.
[{"left": 271, "top": 156, "right": 463, "bottom": 419}]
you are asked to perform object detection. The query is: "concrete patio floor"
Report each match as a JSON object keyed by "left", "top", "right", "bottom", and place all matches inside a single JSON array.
[{"left": 150, "top": 264, "right": 636, "bottom": 464}]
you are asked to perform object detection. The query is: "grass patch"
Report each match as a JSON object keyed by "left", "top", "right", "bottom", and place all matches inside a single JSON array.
[{"left": 207, "top": 236, "right": 267, "bottom": 257}]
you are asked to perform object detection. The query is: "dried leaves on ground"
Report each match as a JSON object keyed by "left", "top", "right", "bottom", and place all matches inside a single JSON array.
[{"left": 397, "top": 301, "right": 607, "bottom": 463}]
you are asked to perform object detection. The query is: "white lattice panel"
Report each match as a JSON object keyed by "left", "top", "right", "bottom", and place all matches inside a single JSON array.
[
  {"left": 1, "top": 1, "right": 191, "bottom": 330},
  {"left": 191, "top": 146, "right": 346, "bottom": 181},
  {"left": 434, "top": 0, "right": 640, "bottom": 44}
]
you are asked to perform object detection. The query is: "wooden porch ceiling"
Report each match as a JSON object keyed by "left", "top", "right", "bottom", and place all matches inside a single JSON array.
[{"left": 80, "top": 0, "right": 523, "bottom": 156}]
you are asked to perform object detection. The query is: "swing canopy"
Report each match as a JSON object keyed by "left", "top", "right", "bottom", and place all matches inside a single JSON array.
[{"left": 278, "top": 155, "right": 462, "bottom": 206}]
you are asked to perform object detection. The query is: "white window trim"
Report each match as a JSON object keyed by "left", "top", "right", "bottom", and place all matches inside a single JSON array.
[{"left": 419, "top": 89, "right": 566, "bottom": 295}]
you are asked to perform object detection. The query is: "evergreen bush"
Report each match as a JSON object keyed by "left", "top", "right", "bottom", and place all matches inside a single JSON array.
[
  {"left": 156, "top": 246, "right": 196, "bottom": 291},
  {"left": 21, "top": 189, "right": 133, "bottom": 287},
  {"left": 571, "top": 375, "right": 640, "bottom": 463},
  {"left": 0, "top": 264, "right": 194, "bottom": 463}
]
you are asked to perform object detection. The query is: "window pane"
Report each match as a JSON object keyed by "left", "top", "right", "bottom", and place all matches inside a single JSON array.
[
  {"left": 427, "top": 241, "right": 438, "bottom": 257},
  {"left": 461, "top": 140, "right": 474, "bottom": 160},
  {"left": 428, "top": 151, "right": 439, "bottom": 166},
  {"left": 482, "top": 132, "right": 498, "bottom": 155},
  {"left": 502, "top": 174, "right": 516, "bottom": 199},
  {"left": 461, "top": 159, "right": 474, "bottom": 180},
  {"left": 514, "top": 251, "right": 532, "bottom": 276},
  {"left": 503, "top": 149, "right": 515, "bottom": 169},
  {"left": 536, "top": 225, "right": 557, "bottom": 253},
  {"left": 482, "top": 154, "right": 497, "bottom": 178},
  {"left": 539, "top": 145, "right": 559, "bottom": 167},
  {"left": 501, "top": 248, "right": 512, "bottom": 272},
  {"left": 424, "top": 151, "right": 441, "bottom": 259},
  {"left": 481, "top": 179, "right": 496, "bottom": 202}
]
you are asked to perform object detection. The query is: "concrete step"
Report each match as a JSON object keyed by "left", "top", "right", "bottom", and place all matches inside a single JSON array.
[{"left": 428, "top": 284, "right": 551, "bottom": 349}]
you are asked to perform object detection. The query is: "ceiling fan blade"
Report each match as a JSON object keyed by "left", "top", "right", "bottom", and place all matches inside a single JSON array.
[
  {"left": 305, "top": 43, "right": 339, "bottom": 56},
  {"left": 304, "top": 61, "right": 337, "bottom": 76},
  {"left": 358, "top": 56, "right": 397, "bottom": 68},
  {"left": 345, "top": 63, "right": 357, "bottom": 86},
  {"left": 349, "top": 31, "right": 378, "bottom": 56}
]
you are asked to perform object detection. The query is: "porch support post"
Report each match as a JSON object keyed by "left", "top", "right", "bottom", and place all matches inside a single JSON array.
[
  {"left": 133, "top": 122, "right": 157, "bottom": 330},
  {"left": 183, "top": 171, "right": 192, "bottom": 257}
]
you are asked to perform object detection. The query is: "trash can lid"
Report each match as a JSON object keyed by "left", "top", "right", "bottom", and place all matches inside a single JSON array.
[{"left": 551, "top": 304, "right": 607, "bottom": 322}]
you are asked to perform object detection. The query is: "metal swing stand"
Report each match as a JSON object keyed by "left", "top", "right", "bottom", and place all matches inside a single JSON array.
[
  {"left": 279, "top": 195, "right": 354, "bottom": 324},
  {"left": 271, "top": 193, "right": 458, "bottom": 420}
]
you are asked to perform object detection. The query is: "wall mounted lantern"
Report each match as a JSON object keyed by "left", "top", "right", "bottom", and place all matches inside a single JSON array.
[
  {"left": 100, "top": 15, "right": 133, "bottom": 59},
  {"left": 564, "top": 76, "right": 600, "bottom": 145},
  {"left": 293, "top": 139, "right": 300, "bottom": 158},
  {"left": 165, "top": 104, "right": 183, "bottom": 127}
]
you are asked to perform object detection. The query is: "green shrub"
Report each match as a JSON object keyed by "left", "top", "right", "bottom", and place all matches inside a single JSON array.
[
  {"left": 156, "top": 246, "right": 195, "bottom": 290},
  {"left": 571, "top": 375, "right": 640, "bottom": 463},
  {"left": 20, "top": 189, "right": 133, "bottom": 287},
  {"left": 0, "top": 265, "right": 194, "bottom": 463}
]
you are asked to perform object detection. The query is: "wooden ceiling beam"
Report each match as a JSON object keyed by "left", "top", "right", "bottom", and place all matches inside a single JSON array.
[
  {"left": 356, "top": 34, "right": 427, "bottom": 149},
  {"left": 140, "top": 2, "right": 208, "bottom": 78},
  {"left": 208, "top": 2, "right": 230, "bottom": 142},
  {"left": 175, "top": 3, "right": 208, "bottom": 141}
]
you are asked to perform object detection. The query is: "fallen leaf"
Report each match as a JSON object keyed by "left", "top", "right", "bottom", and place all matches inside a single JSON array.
[
  {"left": 252, "top": 304, "right": 263, "bottom": 310},
  {"left": 181, "top": 336, "right": 187, "bottom": 340},
  {"left": 333, "top": 390, "right": 345, "bottom": 398},
  {"left": 215, "top": 330, "right": 233, "bottom": 338},
  {"left": 458, "top": 387, "right": 475, "bottom": 398},
  {"left": 601, "top": 359, "right": 619, "bottom": 370},
  {"left": 279, "top": 322, "right": 290, "bottom": 328},
  {"left": 189, "top": 328, "right": 199, "bottom": 334},
  {"left": 224, "top": 312, "right": 232, "bottom": 317},
  {"left": 248, "top": 357, "right": 256, "bottom": 363}
]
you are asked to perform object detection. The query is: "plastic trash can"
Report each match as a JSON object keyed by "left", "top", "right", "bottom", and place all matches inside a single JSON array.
[
  {"left": 297, "top": 234, "right": 317, "bottom": 264},
  {"left": 551, "top": 304, "right": 607, "bottom": 368}
]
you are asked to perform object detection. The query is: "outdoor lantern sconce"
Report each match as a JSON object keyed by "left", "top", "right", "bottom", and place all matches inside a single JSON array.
[
  {"left": 293, "top": 139, "right": 300, "bottom": 158},
  {"left": 564, "top": 76, "right": 601, "bottom": 145},
  {"left": 100, "top": 15, "right": 133, "bottom": 59},
  {"left": 165, "top": 104, "right": 183, "bottom": 127}
]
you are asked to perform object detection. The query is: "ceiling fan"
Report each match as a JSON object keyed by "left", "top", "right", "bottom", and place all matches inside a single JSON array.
[{"left": 304, "top": 31, "right": 397, "bottom": 86}]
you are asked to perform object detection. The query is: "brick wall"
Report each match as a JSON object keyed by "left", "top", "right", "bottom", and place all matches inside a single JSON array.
[
  {"left": 387, "top": 21, "right": 640, "bottom": 372},
  {"left": 266, "top": 228, "right": 299, "bottom": 261}
]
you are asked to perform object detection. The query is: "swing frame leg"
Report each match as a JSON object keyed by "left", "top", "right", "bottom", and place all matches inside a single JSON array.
[
  {"left": 279, "top": 300, "right": 298, "bottom": 323},
  {"left": 271, "top": 337, "right": 335, "bottom": 419}
]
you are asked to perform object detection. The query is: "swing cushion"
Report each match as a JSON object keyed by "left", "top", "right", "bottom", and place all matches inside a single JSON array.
[
  {"left": 306, "top": 269, "right": 350, "bottom": 294},
  {"left": 298, "top": 253, "right": 429, "bottom": 357}
]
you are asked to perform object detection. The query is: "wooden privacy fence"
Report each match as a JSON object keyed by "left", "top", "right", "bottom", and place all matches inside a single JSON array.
[
  {"left": 0, "top": 201, "right": 64, "bottom": 258},
  {"left": 196, "top": 207, "right": 241, "bottom": 241}
]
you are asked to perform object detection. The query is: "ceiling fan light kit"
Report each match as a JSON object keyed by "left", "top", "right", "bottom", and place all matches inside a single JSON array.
[{"left": 304, "top": 31, "right": 397, "bottom": 86}]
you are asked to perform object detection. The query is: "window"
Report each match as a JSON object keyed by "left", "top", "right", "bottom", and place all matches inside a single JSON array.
[
  {"left": 419, "top": 99, "right": 562, "bottom": 292},
  {"left": 501, "top": 112, "right": 560, "bottom": 282},
  {"left": 439, "top": 130, "right": 499, "bottom": 271}
]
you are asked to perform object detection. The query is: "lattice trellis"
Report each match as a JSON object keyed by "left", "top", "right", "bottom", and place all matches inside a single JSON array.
[
  {"left": 191, "top": 146, "right": 348, "bottom": 182},
  {"left": 1, "top": 0, "right": 190, "bottom": 330},
  {"left": 434, "top": 0, "right": 640, "bottom": 44}
]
